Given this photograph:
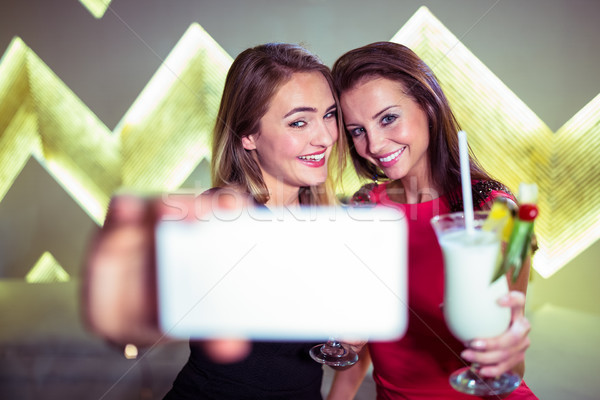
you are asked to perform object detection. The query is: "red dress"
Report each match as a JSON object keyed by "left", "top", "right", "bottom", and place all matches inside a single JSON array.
[{"left": 361, "top": 182, "right": 538, "bottom": 399}]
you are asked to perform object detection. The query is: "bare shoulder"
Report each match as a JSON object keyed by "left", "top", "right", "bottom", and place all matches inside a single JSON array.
[
  {"left": 154, "top": 186, "right": 253, "bottom": 221},
  {"left": 200, "top": 185, "right": 254, "bottom": 210}
]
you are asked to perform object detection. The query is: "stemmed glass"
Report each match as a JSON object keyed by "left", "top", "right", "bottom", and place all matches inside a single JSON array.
[
  {"left": 309, "top": 337, "right": 358, "bottom": 368},
  {"left": 431, "top": 211, "right": 521, "bottom": 396}
]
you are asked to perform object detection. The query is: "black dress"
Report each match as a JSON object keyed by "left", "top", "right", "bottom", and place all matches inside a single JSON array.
[{"left": 163, "top": 341, "right": 323, "bottom": 399}]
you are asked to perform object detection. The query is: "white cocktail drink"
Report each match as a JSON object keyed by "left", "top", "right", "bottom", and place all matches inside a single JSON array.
[
  {"left": 438, "top": 133, "right": 522, "bottom": 396},
  {"left": 439, "top": 228, "right": 510, "bottom": 342},
  {"left": 431, "top": 211, "right": 521, "bottom": 396}
]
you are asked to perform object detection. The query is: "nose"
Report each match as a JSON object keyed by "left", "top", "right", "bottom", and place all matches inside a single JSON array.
[
  {"left": 366, "top": 129, "right": 386, "bottom": 155},
  {"left": 311, "top": 119, "right": 337, "bottom": 148}
]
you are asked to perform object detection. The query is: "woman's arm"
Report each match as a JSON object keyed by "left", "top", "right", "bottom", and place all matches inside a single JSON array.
[
  {"left": 83, "top": 190, "right": 253, "bottom": 361},
  {"left": 326, "top": 345, "right": 372, "bottom": 400},
  {"left": 83, "top": 195, "right": 163, "bottom": 347}
]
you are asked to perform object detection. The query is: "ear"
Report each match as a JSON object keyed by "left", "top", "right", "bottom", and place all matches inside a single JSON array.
[{"left": 242, "top": 134, "right": 257, "bottom": 150}]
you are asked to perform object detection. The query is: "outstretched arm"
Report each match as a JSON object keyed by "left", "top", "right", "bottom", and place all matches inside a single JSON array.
[
  {"left": 83, "top": 195, "right": 162, "bottom": 347},
  {"left": 83, "top": 191, "right": 253, "bottom": 362}
]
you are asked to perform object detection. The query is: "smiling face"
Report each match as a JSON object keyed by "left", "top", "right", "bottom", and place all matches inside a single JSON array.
[
  {"left": 341, "top": 76, "right": 432, "bottom": 188},
  {"left": 242, "top": 71, "right": 338, "bottom": 205}
]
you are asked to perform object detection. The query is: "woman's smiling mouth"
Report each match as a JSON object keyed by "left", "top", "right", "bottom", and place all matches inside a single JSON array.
[
  {"left": 378, "top": 147, "right": 405, "bottom": 167},
  {"left": 298, "top": 150, "right": 326, "bottom": 167}
]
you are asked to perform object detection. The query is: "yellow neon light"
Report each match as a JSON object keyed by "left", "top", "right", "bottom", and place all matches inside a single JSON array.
[
  {"left": 0, "top": 24, "right": 231, "bottom": 225},
  {"left": 25, "top": 252, "right": 70, "bottom": 283},
  {"left": 391, "top": 6, "right": 599, "bottom": 277},
  {"left": 0, "top": 11, "right": 598, "bottom": 278},
  {"left": 78, "top": 0, "right": 113, "bottom": 19}
]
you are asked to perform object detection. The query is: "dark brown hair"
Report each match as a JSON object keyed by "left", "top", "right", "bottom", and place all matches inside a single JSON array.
[
  {"left": 211, "top": 43, "right": 345, "bottom": 205},
  {"left": 332, "top": 41, "right": 494, "bottom": 206}
]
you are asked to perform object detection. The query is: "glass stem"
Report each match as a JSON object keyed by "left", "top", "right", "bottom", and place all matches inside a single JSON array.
[{"left": 322, "top": 337, "right": 347, "bottom": 357}]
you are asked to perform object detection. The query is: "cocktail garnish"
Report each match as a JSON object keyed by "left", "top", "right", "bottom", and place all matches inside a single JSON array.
[
  {"left": 484, "top": 197, "right": 516, "bottom": 283},
  {"left": 491, "top": 183, "right": 539, "bottom": 283}
]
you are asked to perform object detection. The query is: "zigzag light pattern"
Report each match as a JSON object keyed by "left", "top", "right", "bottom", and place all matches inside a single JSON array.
[
  {"left": 25, "top": 252, "right": 70, "bottom": 283},
  {"left": 78, "top": 0, "right": 113, "bottom": 19},
  {"left": 0, "top": 8, "right": 598, "bottom": 278},
  {"left": 391, "top": 7, "right": 599, "bottom": 277},
  {"left": 0, "top": 24, "right": 231, "bottom": 225}
]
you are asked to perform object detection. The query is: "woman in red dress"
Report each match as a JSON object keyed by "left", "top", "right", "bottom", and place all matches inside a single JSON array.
[{"left": 327, "top": 42, "right": 538, "bottom": 400}]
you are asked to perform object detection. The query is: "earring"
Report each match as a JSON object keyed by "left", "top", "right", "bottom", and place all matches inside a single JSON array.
[{"left": 372, "top": 173, "right": 379, "bottom": 185}]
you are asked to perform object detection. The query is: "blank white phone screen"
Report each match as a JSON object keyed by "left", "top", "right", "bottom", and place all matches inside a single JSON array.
[{"left": 155, "top": 205, "right": 408, "bottom": 341}]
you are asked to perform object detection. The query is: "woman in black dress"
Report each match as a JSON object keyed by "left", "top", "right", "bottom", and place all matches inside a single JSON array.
[{"left": 85, "top": 43, "right": 346, "bottom": 399}]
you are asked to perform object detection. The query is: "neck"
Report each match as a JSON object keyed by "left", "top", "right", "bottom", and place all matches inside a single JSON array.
[
  {"left": 264, "top": 185, "right": 301, "bottom": 208},
  {"left": 387, "top": 177, "right": 440, "bottom": 204}
]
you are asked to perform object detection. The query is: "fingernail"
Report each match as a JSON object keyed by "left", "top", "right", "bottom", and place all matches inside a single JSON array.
[
  {"left": 470, "top": 340, "right": 486, "bottom": 350},
  {"left": 497, "top": 293, "right": 510, "bottom": 304},
  {"left": 460, "top": 350, "right": 472, "bottom": 361}
]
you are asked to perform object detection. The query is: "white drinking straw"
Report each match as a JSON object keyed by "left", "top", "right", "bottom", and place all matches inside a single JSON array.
[{"left": 458, "top": 130, "right": 474, "bottom": 234}]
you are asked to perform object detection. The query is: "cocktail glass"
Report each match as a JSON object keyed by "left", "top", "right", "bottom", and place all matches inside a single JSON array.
[
  {"left": 431, "top": 211, "right": 521, "bottom": 396},
  {"left": 309, "top": 337, "right": 358, "bottom": 368}
]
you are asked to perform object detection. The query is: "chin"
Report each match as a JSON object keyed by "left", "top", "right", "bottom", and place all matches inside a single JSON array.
[
  {"left": 312, "top": 174, "right": 328, "bottom": 186},
  {"left": 300, "top": 179, "right": 326, "bottom": 188},
  {"left": 382, "top": 167, "right": 407, "bottom": 181},
  {"left": 301, "top": 181, "right": 325, "bottom": 188},
  {"left": 299, "top": 171, "right": 327, "bottom": 186}
]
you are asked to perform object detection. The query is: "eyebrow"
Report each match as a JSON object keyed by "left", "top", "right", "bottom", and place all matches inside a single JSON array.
[
  {"left": 371, "top": 105, "right": 398, "bottom": 120},
  {"left": 284, "top": 107, "right": 316, "bottom": 118},
  {"left": 345, "top": 105, "right": 398, "bottom": 128},
  {"left": 283, "top": 103, "right": 336, "bottom": 119}
]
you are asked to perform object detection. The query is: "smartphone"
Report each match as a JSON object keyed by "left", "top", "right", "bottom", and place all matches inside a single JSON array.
[{"left": 155, "top": 205, "right": 408, "bottom": 341}]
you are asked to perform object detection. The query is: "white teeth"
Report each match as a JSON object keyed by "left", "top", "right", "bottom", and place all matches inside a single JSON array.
[
  {"left": 299, "top": 153, "right": 325, "bottom": 161},
  {"left": 379, "top": 148, "right": 404, "bottom": 163}
]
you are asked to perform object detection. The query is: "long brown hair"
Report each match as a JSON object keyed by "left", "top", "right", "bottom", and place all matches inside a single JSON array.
[
  {"left": 332, "top": 41, "right": 495, "bottom": 206},
  {"left": 211, "top": 43, "right": 345, "bottom": 205}
]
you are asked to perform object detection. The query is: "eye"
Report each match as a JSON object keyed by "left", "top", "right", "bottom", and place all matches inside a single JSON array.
[
  {"left": 381, "top": 114, "right": 398, "bottom": 125},
  {"left": 348, "top": 127, "right": 365, "bottom": 138},
  {"left": 324, "top": 109, "right": 337, "bottom": 119},
  {"left": 289, "top": 120, "right": 306, "bottom": 128}
]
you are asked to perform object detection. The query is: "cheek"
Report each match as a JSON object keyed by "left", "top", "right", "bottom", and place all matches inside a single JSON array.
[
  {"left": 258, "top": 137, "right": 291, "bottom": 164},
  {"left": 329, "top": 126, "right": 339, "bottom": 143},
  {"left": 327, "top": 119, "right": 339, "bottom": 142},
  {"left": 279, "top": 136, "right": 304, "bottom": 157},
  {"left": 352, "top": 137, "right": 369, "bottom": 157},
  {"left": 418, "top": 131, "right": 430, "bottom": 152}
]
